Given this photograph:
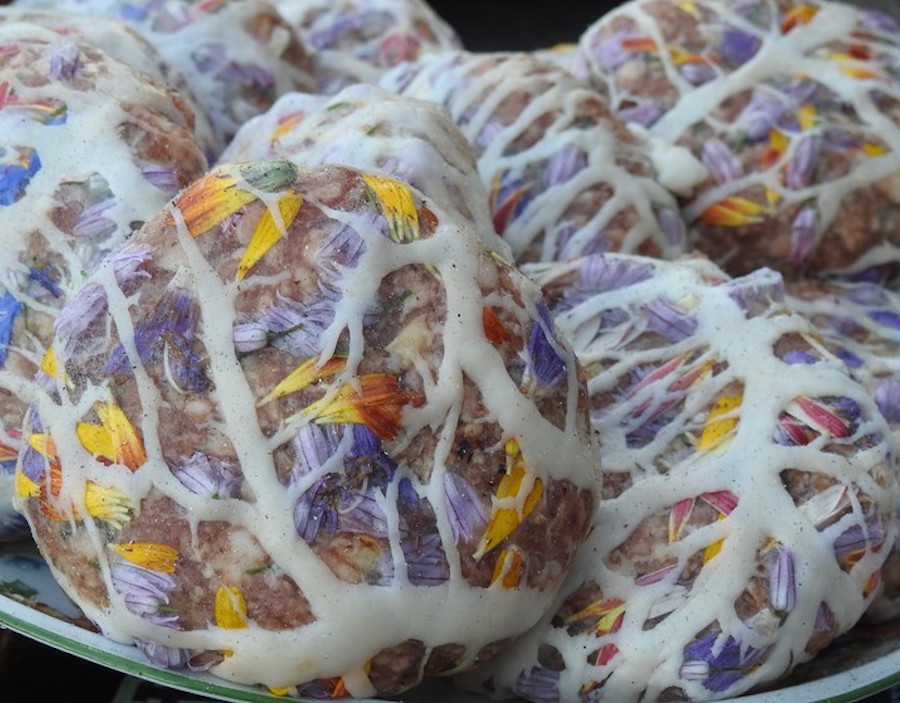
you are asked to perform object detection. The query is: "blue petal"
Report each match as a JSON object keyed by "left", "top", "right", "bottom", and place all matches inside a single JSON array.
[{"left": 0, "top": 292, "right": 22, "bottom": 366}]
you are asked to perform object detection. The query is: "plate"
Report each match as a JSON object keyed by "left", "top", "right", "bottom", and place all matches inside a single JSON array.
[{"left": 2, "top": 541, "right": 900, "bottom": 703}]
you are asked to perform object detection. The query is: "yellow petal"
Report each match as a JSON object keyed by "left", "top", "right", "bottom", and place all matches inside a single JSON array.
[
  {"left": 862, "top": 142, "right": 889, "bottom": 157},
  {"left": 40, "top": 346, "right": 57, "bottom": 378},
  {"left": 703, "top": 537, "right": 724, "bottom": 563},
  {"left": 215, "top": 584, "right": 248, "bottom": 629},
  {"left": 676, "top": 1, "right": 702, "bottom": 19},
  {"left": 564, "top": 598, "right": 626, "bottom": 635},
  {"left": 237, "top": 191, "right": 303, "bottom": 281},
  {"left": 27, "top": 432, "right": 57, "bottom": 458},
  {"left": 84, "top": 482, "right": 134, "bottom": 529},
  {"left": 258, "top": 355, "right": 346, "bottom": 406},
  {"left": 76, "top": 401, "right": 146, "bottom": 471},
  {"left": 696, "top": 393, "right": 742, "bottom": 451},
  {"left": 15, "top": 470, "right": 39, "bottom": 499},
  {"left": 797, "top": 105, "right": 817, "bottom": 131},
  {"left": 474, "top": 439, "right": 544, "bottom": 559},
  {"left": 110, "top": 542, "right": 179, "bottom": 573},
  {"left": 702, "top": 514, "right": 728, "bottom": 563},
  {"left": 363, "top": 173, "right": 420, "bottom": 243}
]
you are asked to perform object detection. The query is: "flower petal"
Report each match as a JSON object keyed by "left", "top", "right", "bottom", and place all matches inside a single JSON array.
[
  {"left": 699, "top": 196, "right": 769, "bottom": 227},
  {"left": 490, "top": 547, "right": 524, "bottom": 588},
  {"left": 84, "top": 482, "right": 134, "bottom": 529},
  {"left": 76, "top": 401, "right": 147, "bottom": 471},
  {"left": 109, "top": 542, "right": 179, "bottom": 573},
  {"left": 215, "top": 584, "right": 248, "bottom": 629},
  {"left": 237, "top": 191, "right": 303, "bottom": 280},
  {"left": 297, "top": 374, "right": 423, "bottom": 440},
  {"left": 363, "top": 173, "right": 420, "bottom": 243},
  {"left": 696, "top": 393, "right": 742, "bottom": 451},
  {"left": 258, "top": 355, "right": 346, "bottom": 406},
  {"left": 474, "top": 439, "right": 544, "bottom": 559}
]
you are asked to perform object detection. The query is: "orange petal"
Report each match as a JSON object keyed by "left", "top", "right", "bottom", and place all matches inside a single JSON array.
[
  {"left": 563, "top": 598, "right": 626, "bottom": 635},
  {"left": 698, "top": 196, "right": 768, "bottom": 227},
  {"left": 0, "top": 428, "right": 20, "bottom": 462},
  {"left": 621, "top": 36, "right": 658, "bottom": 53},
  {"left": 271, "top": 111, "right": 304, "bottom": 143},
  {"left": 490, "top": 547, "right": 524, "bottom": 588},
  {"left": 168, "top": 169, "right": 259, "bottom": 237},
  {"left": 483, "top": 307, "right": 508, "bottom": 346},
  {"left": 298, "top": 374, "right": 423, "bottom": 440},
  {"left": 168, "top": 161, "right": 298, "bottom": 237},
  {"left": 782, "top": 5, "right": 819, "bottom": 33}
]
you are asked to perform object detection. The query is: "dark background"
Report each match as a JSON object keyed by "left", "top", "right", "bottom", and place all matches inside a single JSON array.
[
  {"left": 430, "top": 0, "right": 900, "bottom": 51},
  {"left": 428, "top": 1, "right": 616, "bottom": 51}
]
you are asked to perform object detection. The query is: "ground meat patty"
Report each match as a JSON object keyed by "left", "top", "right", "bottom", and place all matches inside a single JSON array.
[
  {"left": 219, "top": 82, "right": 507, "bottom": 256},
  {"left": 0, "top": 7, "right": 218, "bottom": 156},
  {"left": 574, "top": 0, "right": 900, "bottom": 281},
  {"left": 379, "top": 50, "right": 688, "bottom": 266},
  {"left": 0, "top": 29, "right": 208, "bottom": 539},
  {"left": 272, "top": 0, "right": 462, "bottom": 93},
  {"left": 456, "top": 253, "right": 898, "bottom": 702},
  {"left": 13, "top": 160, "right": 598, "bottom": 697},
  {"left": 785, "top": 276, "right": 900, "bottom": 622},
  {"left": 14, "top": 0, "right": 318, "bottom": 157}
]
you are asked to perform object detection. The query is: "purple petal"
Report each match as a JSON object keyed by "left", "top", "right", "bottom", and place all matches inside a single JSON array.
[
  {"left": 543, "top": 144, "right": 588, "bottom": 189},
  {"left": 869, "top": 309, "right": 900, "bottom": 330},
  {"left": 720, "top": 26, "right": 761, "bottom": 65},
  {"left": 769, "top": 545, "right": 796, "bottom": 613},
  {"left": 232, "top": 321, "right": 268, "bottom": 354},
  {"left": 619, "top": 100, "right": 665, "bottom": 128},
  {"left": 701, "top": 138, "right": 744, "bottom": 183},
  {"left": 49, "top": 41, "right": 82, "bottom": 81},
  {"left": 739, "top": 92, "right": 786, "bottom": 142},
  {"left": 291, "top": 423, "right": 344, "bottom": 480},
  {"left": 785, "top": 136, "right": 820, "bottom": 190},
  {"left": 875, "top": 377, "right": 900, "bottom": 422},
  {"left": 514, "top": 665, "right": 561, "bottom": 702},
  {"left": 657, "top": 206, "right": 687, "bottom": 248},
  {"left": 789, "top": 205, "right": 818, "bottom": 264},
  {"left": 443, "top": 472, "right": 488, "bottom": 543},
  {"left": 525, "top": 304, "right": 567, "bottom": 387},
  {"left": 642, "top": 296, "right": 698, "bottom": 341},
  {"left": 171, "top": 452, "right": 242, "bottom": 499}
]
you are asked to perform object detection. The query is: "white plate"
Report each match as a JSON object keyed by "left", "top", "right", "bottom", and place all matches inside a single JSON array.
[{"left": 2, "top": 541, "right": 900, "bottom": 703}]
